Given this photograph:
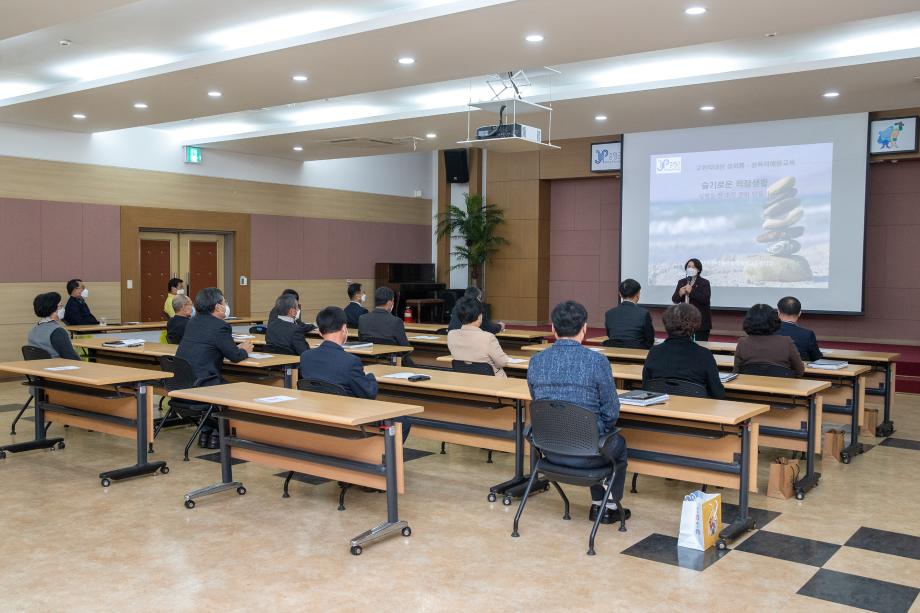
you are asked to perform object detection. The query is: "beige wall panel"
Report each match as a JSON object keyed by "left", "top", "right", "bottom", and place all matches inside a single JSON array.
[
  {"left": 540, "top": 135, "right": 621, "bottom": 180},
  {"left": 487, "top": 151, "right": 540, "bottom": 182}
]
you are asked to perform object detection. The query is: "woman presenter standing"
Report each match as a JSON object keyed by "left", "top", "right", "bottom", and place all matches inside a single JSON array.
[{"left": 671, "top": 258, "right": 712, "bottom": 341}]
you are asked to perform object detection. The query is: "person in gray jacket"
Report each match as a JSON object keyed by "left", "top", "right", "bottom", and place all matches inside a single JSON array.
[{"left": 27, "top": 292, "right": 80, "bottom": 360}]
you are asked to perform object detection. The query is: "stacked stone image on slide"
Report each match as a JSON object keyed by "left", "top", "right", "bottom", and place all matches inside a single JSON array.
[{"left": 744, "top": 176, "right": 814, "bottom": 282}]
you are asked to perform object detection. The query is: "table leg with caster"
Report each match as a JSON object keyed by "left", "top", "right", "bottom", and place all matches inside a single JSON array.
[
  {"left": 717, "top": 420, "right": 756, "bottom": 549},
  {"left": 875, "top": 364, "right": 895, "bottom": 438},
  {"left": 793, "top": 396, "right": 821, "bottom": 500},
  {"left": 183, "top": 411, "right": 245, "bottom": 507},
  {"left": 99, "top": 384, "right": 167, "bottom": 486},
  {"left": 489, "top": 400, "right": 547, "bottom": 504},
  {"left": 0, "top": 387, "right": 64, "bottom": 458}
]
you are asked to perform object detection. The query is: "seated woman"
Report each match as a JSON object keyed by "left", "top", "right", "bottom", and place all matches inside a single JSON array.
[
  {"left": 27, "top": 292, "right": 81, "bottom": 360},
  {"left": 447, "top": 297, "right": 510, "bottom": 377},
  {"left": 734, "top": 304, "right": 805, "bottom": 377},
  {"left": 642, "top": 303, "right": 724, "bottom": 398}
]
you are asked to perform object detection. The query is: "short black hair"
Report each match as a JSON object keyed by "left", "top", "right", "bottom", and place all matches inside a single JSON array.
[
  {"left": 743, "top": 304, "right": 781, "bottom": 336},
  {"left": 167, "top": 277, "right": 183, "bottom": 292},
  {"left": 34, "top": 292, "right": 61, "bottom": 318},
  {"left": 375, "top": 286, "right": 395, "bottom": 307},
  {"left": 662, "top": 303, "right": 700, "bottom": 337},
  {"left": 454, "top": 297, "right": 483, "bottom": 325},
  {"left": 619, "top": 278, "right": 641, "bottom": 299},
  {"left": 463, "top": 286, "right": 483, "bottom": 301},
  {"left": 347, "top": 282, "right": 363, "bottom": 299},
  {"left": 281, "top": 288, "right": 299, "bottom": 301},
  {"left": 194, "top": 287, "right": 225, "bottom": 315},
  {"left": 777, "top": 296, "right": 802, "bottom": 317},
  {"left": 66, "top": 279, "right": 82, "bottom": 295},
  {"left": 275, "top": 294, "right": 298, "bottom": 316},
  {"left": 684, "top": 258, "right": 703, "bottom": 274},
  {"left": 551, "top": 300, "right": 588, "bottom": 338},
  {"left": 316, "top": 306, "right": 347, "bottom": 335}
]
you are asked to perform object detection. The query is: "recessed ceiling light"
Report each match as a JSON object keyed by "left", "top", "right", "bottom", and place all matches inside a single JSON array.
[
  {"left": 525, "top": 34, "right": 544, "bottom": 43},
  {"left": 207, "top": 90, "right": 222, "bottom": 97},
  {"left": 133, "top": 102, "right": 148, "bottom": 109},
  {"left": 72, "top": 113, "right": 86, "bottom": 119},
  {"left": 765, "top": 32, "right": 778, "bottom": 38},
  {"left": 685, "top": 6, "right": 706, "bottom": 15},
  {"left": 398, "top": 57, "right": 415, "bottom": 65},
  {"left": 426, "top": 133, "right": 437, "bottom": 139},
  {"left": 823, "top": 91, "right": 840, "bottom": 98},
  {"left": 59, "top": 39, "right": 72, "bottom": 47},
  {"left": 700, "top": 105, "right": 715, "bottom": 111},
  {"left": 293, "top": 145, "right": 303, "bottom": 151},
  {"left": 595, "top": 114, "right": 607, "bottom": 121},
  {"left": 292, "top": 74, "right": 308, "bottom": 82}
]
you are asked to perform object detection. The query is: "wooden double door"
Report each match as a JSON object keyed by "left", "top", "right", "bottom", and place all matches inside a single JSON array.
[{"left": 139, "top": 232, "right": 226, "bottom": 322}]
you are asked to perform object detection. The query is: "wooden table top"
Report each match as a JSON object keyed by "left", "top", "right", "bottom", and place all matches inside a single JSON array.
[
  {"left": 168, "top": 382, "right": 423, "bottom": 426},
  {"left": 242, "top": 334, "right": 413, "bottom": 356},
  {"left": 0, "top": 358, "right": 171, "bottom": 386},
  {"left": 404, "top": 323, "right": 548, "bottom": 342},
  {"left": 66, "top": 316, "right": 265, "bottom": 334},
  {"left": 73, "top": 338, "right": 300, "bottom": 368}
]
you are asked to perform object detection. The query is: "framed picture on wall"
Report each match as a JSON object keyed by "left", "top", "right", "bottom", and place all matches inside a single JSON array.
[
  {"left": 591, "top": 141, "right": 622, "bottom": 172},
  {"left": 868, "top": 116, "right": 918, "bottom": 155}
]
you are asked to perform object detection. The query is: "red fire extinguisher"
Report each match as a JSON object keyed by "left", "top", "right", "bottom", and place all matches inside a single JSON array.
[{"left": 403, "top": 306, "right": 414, "bottom": 323}]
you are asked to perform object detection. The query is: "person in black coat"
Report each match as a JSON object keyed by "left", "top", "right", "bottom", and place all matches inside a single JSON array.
[
  {"left": 642, "top": 303, "right": 725, "bottom": 398},
  {"left": 265, "top": 294, "right": 311, "bottom": 356},
  {"left": 447, "top": 286, "right": 504, "bottom": 334},
  {"left": 177, "top": 287, "right": 254, "bottom": 387},
  {"left": 358, "top": 287, "right": 410, "bottom": 345},
  {"left": 166, "top": 294, "right": 193, "bottom": 344},
  {"left": 671, "top": 258, "right": 712, "bottom": 341},
  {"left": 344, "top": 282, "right": 368, "bottom": 328},
  {"left": 604, "top": 278, "right": 655, "bottom": 349},
  {"left": 300, "top": 306, "right": 378, "bottom": 399},
  {"left": 63, "top": 278, "right": 99, "bottom": 325},
  {"left": 775, "top": 296, "right": 823, "bottom": 362}
]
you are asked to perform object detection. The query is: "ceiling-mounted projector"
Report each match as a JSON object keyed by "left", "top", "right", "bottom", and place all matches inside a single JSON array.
[{"left": 476, "top": 123, "right": 541, "bottom": 142}]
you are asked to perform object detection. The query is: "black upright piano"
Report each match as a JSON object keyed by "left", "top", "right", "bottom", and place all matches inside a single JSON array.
[{"left": 374, "top": 263, "right": 446, "bottom": 319}]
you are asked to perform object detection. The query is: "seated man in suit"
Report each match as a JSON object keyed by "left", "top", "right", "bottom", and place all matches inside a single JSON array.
[
  {"left": 603, "top": 278, "right": 655, "bottom": 349},
  {"left": 447, "top": 286, "right": 504, "bottom": 334},
  {"left": 775, "top": 296, "right": 823, "bottom": 362},
  {"left": 447, "top": 297, "right": 510, "bottom": 377},
  {"left": 63, "top": 278, "right": 99, "bottom": 325},
  {"left": 527, "top": 300, "right": 629, "bottom": 523},
  {"left": 359, "top": 287, "right": 414, "bottom": 366},
  {"left": 265, "top": 294, "right": 311, "bottom": 356},
  {"left": 734, "top": 304, "right": 805, "bottom": 376},
  {"left": 344, "top": 282, "right": 368, "bottom": 328},
  {"left": 643, "top": 303, "right": 725, "bottom": 398},
  {"left": 177, "top": 287, "right": 255, "bottom": 448},
  {"left": 27, "top": 292, "right": 80, "bottom": 360},
  {"left": 166, "top": 294, "right": 193, "bottom": 344},
  {"left": 300, "top": 306, "right": 378, "bottom": 399}
]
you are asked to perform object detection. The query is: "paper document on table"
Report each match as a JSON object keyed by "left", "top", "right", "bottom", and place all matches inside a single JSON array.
[
  {"left": 247, "top": 353, "right": 274, "bottom": 359},
  {"left": 719, "top": 373, "right": 738, "bottom": 383},
  {"left": 254, "top": 395, "right": 296, "bottom": 403},
  {"left": 410, "top": 335, "right": 439, "bottom": 340},
  {"left": 808, "top": 359, "right": 848, "bottom": 370},
  {"left": 589, "top": 347, "right": 605, "bottom": 352},
  {"left": 233, "top": 334, "right": 255, "bottom": 339},
  {"left": 103, "top": 339, "right": 145, "bottom": 347},
  {"left": 45, "top": 365, "right": 80, "bottom": 371},
  {"left": 506, "top": 358, "right": 528, "bottom": 364},
  {"left": 382, "top": 372, "right": 423, "bottom": 379}
]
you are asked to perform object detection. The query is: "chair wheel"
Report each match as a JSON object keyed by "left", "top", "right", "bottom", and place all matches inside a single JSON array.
[
  {"left": 57, "top": 442, "right": 66, "bottom": 450},
  {"left": 840, "top": 453, "right": 851, "bottom": 464},
  {"left": 160, "top": 466, "right": 169, "bottom": 474},
  {"left": 401, "top": 526, "right": 412, "bottom": 537},
  {"left": 0, "top": 451, "right": 7, "bottom": 459},
  {"left": 184, "top": 499, "right": 195, "bottom": 509},
  {"left": 237, "top": 486, "right": 246, "bottom": 495},
  {"left": 502, "top": 495, "right": 512, "bottom": 506},
  {"left": 795, "top": 490, "right": 805, "bottom": 500},
  {"left": 100, "top": 477, "right": 111, "bottom": 488},
  {"left": 350, "top": 545, "right": 363, "bottom": 556},
  {"left": 487, "top": 492, "right": 497, "bottom": 503},
  {"left": 716, "top": 539, "right": 727, "bottom": 550}
]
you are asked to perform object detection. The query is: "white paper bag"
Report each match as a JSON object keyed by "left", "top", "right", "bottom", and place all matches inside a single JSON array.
[{"left": 677, "top": 490, "right": 722, "bottom": 551}]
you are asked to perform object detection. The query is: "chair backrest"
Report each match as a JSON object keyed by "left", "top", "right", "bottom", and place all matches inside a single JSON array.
[
  {"left": 22, "top": 345, "right": 52, "bottom": 361},
  {"left": 263, "top": 344, "right": 293, "bottom": 356},
  {"left": 529, "top": 400, "right": 601, "bottom": 457},
  {"left": 358, "top": 335, "right": 399, "bottom": 346},
  {"left": 644, "top": 377, "right": 709, "bottom": 398},
  {"left": 297, "top": 377, "right": 350, "bottom": 397},
  {"left": 249, "top": 325, "right": 267, "bottom": 334},
  {"left": 452, "top": 359, "right": 494, "bottom": 376},
  {"left": 738, "top": 362, "right": 795, "bottom": 378},
  {"left": 435, "top": 328, "right": 449, "bottom": 336},
  {"left": 157, "top": 355, "right": 198, "bottom": 391}
]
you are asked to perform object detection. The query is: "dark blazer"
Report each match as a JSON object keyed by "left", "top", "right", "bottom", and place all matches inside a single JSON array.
[
  {"left": 776, "top": 321, "right": 822, "bottom": 362},
  {"left": 671, "top": 276, "right": 712, "bottom": 331},
  {"left": 299, "top": 340, "right": 378, "bottom": 399},
  {"left": 166, "top": 315, "right": 190, "bottom": 344},
  {"left": 642, "top": 335, "right": 725, "bottom": 398},
  {"left": 604, "top": 301, "right": 655, "bottom": 349},
  {"left": 265, "top": 317, "right": 310, "bottom": 356},
  {"left": 448, "top": 309, "right": 501, "bottom": 335},
  {"left": 267, "top": 306, "right": 316, "bottom": 333},
  {"left": 358, "top": 308, "right": 410, "bottom": 346},
  {"left": 344, "top": 302, "right": 368, "bottom": 328},
  {"left": 734, "top": 334, "right": 805, "bottom": 376},
  {"left": 176, "top": 314, "right": 249, "bottom": 386},
  {"left": 63, "top": 296, "right": 98, "bottom": 326}
]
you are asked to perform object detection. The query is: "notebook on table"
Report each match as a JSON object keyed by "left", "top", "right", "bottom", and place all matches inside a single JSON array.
[{"left": 618, "top": 390, "right": 669, "bottom": 406}]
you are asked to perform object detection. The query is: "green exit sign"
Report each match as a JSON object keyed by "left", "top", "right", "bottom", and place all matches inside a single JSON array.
[{"left": 185, "top": 146, "right": 203, "bottom": 164}]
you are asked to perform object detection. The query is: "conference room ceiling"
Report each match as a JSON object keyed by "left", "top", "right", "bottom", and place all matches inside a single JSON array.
[{"left": 1, "top": 0, "right": 919, "bottom": 161}]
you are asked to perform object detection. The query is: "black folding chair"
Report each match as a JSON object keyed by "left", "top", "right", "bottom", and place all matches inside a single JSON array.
[
  {"left": 451, "top": 360, "right": 498, "bottom": 461},
  {"left": 738, "top": 362, "right": 795, "bottom": 378},
  {"left": 11, "top": 346, "right": 53, "bottom": 435},
  {"left": 511, "top": 400, "right": 626, "bottom": 555},
  {"left": 155, "top": 355, "right": 216, "bottom": 461}
]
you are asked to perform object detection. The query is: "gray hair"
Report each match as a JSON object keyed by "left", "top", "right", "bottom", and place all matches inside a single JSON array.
[
  {"left": 172, "top": 294, "right": 191, "bottom": 313},
  {"left": 275, "top": 293, "right": 299, "bottom": 316}
]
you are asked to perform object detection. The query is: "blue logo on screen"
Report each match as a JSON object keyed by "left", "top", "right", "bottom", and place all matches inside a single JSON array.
[{"left": 655, "top": 157, "right": 682, "bottom": 174}]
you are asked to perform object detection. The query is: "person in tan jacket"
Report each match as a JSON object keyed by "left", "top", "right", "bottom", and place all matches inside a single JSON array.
[{"left": 447, "top": 297, "right": 510, "bottom": 377}]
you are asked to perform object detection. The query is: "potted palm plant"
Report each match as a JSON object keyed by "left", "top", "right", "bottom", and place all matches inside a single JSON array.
[{"left": 435, "top": 192, "right": 509, "bottom": 296}]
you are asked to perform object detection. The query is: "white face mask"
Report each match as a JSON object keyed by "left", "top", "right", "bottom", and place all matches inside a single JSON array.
[
  {"left": 360, "top": 293, "right": 366, "bottom": 304},
  {"left": 176, "top": 289, "right": 185, "bottom": 295},
  {"left": 80, "top": 288, "right": 89, "bottom": 299},
  {"left": 56, "top": 307, "right": 66, "bottom": 320},
  {"left": 223, "top": 303, "right": 231, "bottom": 319},
  {"left": 295, "top": 308, "right": 302, "bottom": 321},
  {"left": 191, "top": 306, "right": 197, "bottom": 317},
  {"left": 686, "top": 267, "right": 699, "bottom": 277}
]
